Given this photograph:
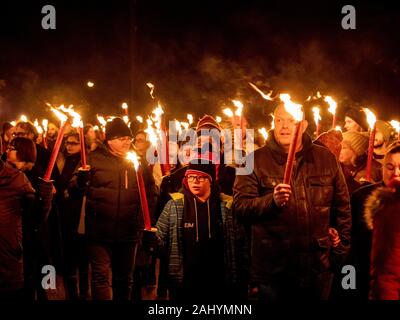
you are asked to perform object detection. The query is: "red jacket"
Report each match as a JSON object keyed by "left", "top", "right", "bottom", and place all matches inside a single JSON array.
[{"left": 365, "top": 186, "right": 400, "bottom": 300}]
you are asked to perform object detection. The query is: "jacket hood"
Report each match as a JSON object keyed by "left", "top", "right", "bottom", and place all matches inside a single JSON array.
[{"left": 364, "top": 186, "right": 400, "bottom": 230}]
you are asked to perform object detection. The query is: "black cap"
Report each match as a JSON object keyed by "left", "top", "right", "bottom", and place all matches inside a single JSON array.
[
  {"left": 345, "top": 107, "right": 368, "bottom": 131},
  {"left": 105, "top": 117, "right": 132, "bottom": 141}
]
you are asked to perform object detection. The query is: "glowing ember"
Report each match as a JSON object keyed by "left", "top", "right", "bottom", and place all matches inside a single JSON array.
[
  {"left": 270, "top": 113, "right": 275, "bottom": 130},
  {"left": 146, "top": 83, "right": 155, "bottom": 99},
  {"left": 10, "top": 121, "right": 16, "bottom": 126},
  {"left": 181, "top": 122, "right": 189, "bottom": 130},
  {"left": 258, "top": 128, "right": 268, "bottom": 141},
  {"left": 20, "top": 115, "right": 28, "bottom": 122},
  {"left": 390, "top": 120, "right": 400, "bottom": 132},
  {"left": 136, "top": 116, "right": 143, "bottom": 123},
  {"left": 87, "top": 81, "right": 94, "bottom": 87},
  {"left": 232, "top": 100, "right": 243, "bottom": 117},
  {"left": 335, "top": 126, "right": 342, "bottom": 131},
  {"left": 123, "top": 115, "right": 129, "bottom": 124},
  {"left": 223, "top": 108, "right": 234, "bottom": 118},
  {"left": 187, "top": 114, "right": 193, "bottom": 125},
  {"left": 215, "top": 116, "right": 222, "bottom": 123},
  {"left": 248, "top": 82, "right": 272, "bottom": 100},
  {"left": 97, "top": 116, "right": 107, "bottom": 127},
  {"left": 42, "top": 119, "right": 48, "bottom": 130},
  {"left": 122, "top": 102, "right": 128, "bottom": 111}
]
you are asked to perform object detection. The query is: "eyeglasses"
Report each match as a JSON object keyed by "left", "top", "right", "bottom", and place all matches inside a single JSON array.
[
  {"left": 12, "top": 131, "right": 28, "bottom": 137},
  {"left": 186, "top": 175, "right": 208, "bottom": 183},
  {"left": 117, "top": 137, "right": 133, "bottom": 143},
  {"left": 65, "top": 141, "right": 80, "bottom": 146},
  {"left": 384, "top": 163, "right": 400, "bottom": 171}
]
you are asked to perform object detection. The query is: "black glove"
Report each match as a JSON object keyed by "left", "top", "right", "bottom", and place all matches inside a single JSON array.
[
  {"left": 36, "top": 178, "right": 54, "bottom": 202},
  {"left": 36, "top": 177, "right": 54, "bottom": 223},
  {"left": 142, "top": 228, "right": 159, "bottom": 253},
  {"left": 77, "top": 167, "right": 92, "bottom": 189}
]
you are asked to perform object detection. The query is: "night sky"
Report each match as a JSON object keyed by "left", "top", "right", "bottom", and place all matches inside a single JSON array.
[{"left": 1, "top": 0, "right": 400, "bottom": 128}]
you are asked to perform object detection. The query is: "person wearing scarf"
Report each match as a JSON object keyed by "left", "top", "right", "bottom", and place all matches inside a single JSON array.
[{"left": 155, "top": 158, "right": 237, "bottom": 301}]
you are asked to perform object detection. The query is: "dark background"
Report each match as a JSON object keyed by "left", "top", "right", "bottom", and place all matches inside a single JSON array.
[{"left": 1, "top": 0, "right": 400, "bottom": 128}]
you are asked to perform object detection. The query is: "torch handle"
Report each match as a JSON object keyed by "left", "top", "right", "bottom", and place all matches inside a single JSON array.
[
  {"left": 283, "top": 122, "right": 301, "bottom": 184},
  {"left": 136, "top": 167, "right": 152, "bottom": 231},
  {"left": 79, "top": 126, "right": 87, "bottom": 168},
  {"left": 43, "top": 123, "right": 66, "bottom": 181},
  {"left": 366, "top": 126, "right": 376, "bottom": 182}
]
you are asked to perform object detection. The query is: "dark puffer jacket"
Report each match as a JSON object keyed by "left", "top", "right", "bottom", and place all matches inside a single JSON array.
[
  {"left": 70, "top": 145, "right": 157, "bottom": 243},
  {"left": 233, "top": 132, "right": 351, "bottom": 284}
]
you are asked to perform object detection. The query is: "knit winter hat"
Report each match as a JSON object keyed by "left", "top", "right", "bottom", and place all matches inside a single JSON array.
[
  {"left": 345, "top": 107, "right": 369, "bottom": 132},
  {"left": 342, "top": 131, "right": 369, "bottom": 156},
  {"left": 375, "top": 120, "right": 392, "bottom": 143},
  {"left": 185, "top": 158, "right": 216, "bottom": 182},
  {"left": 196, "top": 115, "right": 221, "bottom": 133},
  {"left": 315, "top": 129, "right": 343, "bottom": 159},
  {"left": 105, "top": 117, "right": 132, "bottom": 141}
]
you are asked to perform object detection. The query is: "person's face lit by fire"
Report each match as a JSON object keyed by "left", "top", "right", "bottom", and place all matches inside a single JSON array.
[
  {"left": 13, "top": 125, "right": 34, "bottom": 140},
  {"left": 273, "top": 104, "right": 307, "bottom": 152},
  {"left": 85, "top": 127, "right": 97, "bottom": 146},
  {"left": 47, "top": 123, "right": 58, "bottom": 138},
  {"left": 65, "top": 136, "right": 81, "bottom": 155},
  {"left": 134, "top": 132, "right": 149, "bottom": 157},
  {"left": 339, "top": 141, "right": 357, "bottom": 166},
  {"left": 186, "top": 174, "right": 211, "bottom": 200},
  {"left": 383, "top": 152, "right": 400, "bottom": 186},
  {"left": 374, "top": 130, "right": 385, "bottom": 148},
  {"left": 344, "top": 117, "right": 363, "bottom": 133},
  {"left": 108, "top": 136, "right": 132, "bottom": 156}
]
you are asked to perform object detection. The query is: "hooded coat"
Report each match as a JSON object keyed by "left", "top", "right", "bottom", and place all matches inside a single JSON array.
[{"left": 365, "top": 186, "right": 400, "bottom": 300}]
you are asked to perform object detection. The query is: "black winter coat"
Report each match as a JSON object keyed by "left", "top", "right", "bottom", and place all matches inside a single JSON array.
[
  {"left": 233, "top": 132, "right": 352, "bottom": 284},
  {"left": 70, "top": 145, "right": 158, "bottom": 243}
]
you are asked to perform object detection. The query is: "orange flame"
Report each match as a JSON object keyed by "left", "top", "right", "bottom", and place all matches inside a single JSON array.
[
  {"left": 324, "top": 96, "right": 337, "bottom": 116},
  {"left": 258, "top": 128, "right": 268, "bottom": 140},
  {"left": 312, "top": 107, "right": 321, "bottom": 125},
  {"left": 279, "top": 94, "right": 303, "bottom": 122},
  {"left": 249, "top": 82, "right": 272, "bottom": 100},
  {"left": 126, "top": 151, "right": 140, "bottom": 171},
  {"left": 363, "top": 108, "right": 377, "bottom": 129}
]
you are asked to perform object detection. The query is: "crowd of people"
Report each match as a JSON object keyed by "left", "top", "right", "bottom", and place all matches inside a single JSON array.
[{"left": 0, "top": 102, "right": 399, "bottom": 301}]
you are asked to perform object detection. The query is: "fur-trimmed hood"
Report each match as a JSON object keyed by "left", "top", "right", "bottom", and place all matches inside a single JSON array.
[{"left": 364, "top": 186, "right": 400, "bottom": 230}]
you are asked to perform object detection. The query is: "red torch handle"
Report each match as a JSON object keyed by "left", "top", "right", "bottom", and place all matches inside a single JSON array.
[
  {"left": 316, "top": 123, "right": 320, "bottom": 137},
  {"left": 43, "top": 122, "right": 66, "bottom": 181},
  {"left": 283, "top": 122, "right": 301, "bottom": 185},
  {"left": 332, "top": 115, "right": 336, "bottom": 130},
  {"left": 43, "top": 134, "right": 48, "bottom": 149},
  {"left": 136, "top": 167, "right": 152, "bottom": 231},
  {"left": 366, "top": 125, "right": 376, "bottom": 182},
  {"left": 79, "top": 126, "right": 87, "bottom": 168},
  {"left": 160, "top": 115, "right": 170, "bottom": 176}
]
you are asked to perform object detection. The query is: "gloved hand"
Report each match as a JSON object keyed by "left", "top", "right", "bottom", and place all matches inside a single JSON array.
[
  {"left": 36, "top": 177, "right": 54, "bottom": 222},
  {"left": 36, "top": 177, "right": 54, "bottom": 202},
  {"left": 142, "top": 228, "right": 159, "bottom": 253},
  {"left": 77, "top": 165, "right": 92, "bottom": 189}
]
